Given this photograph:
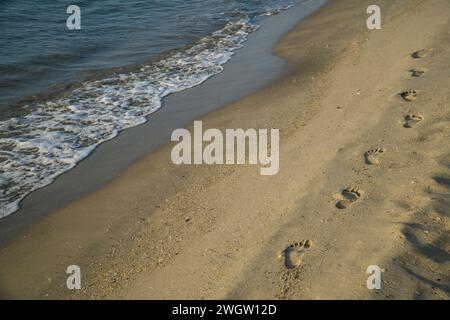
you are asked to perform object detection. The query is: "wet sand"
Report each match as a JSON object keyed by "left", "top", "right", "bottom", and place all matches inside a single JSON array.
[{"left": 0, "top": 0, "right": 449, "bottom": 299}]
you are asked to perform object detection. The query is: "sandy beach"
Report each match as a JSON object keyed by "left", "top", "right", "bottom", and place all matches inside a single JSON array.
[{"left": 0, "top": 0, "right": 449, "bottom": 300}]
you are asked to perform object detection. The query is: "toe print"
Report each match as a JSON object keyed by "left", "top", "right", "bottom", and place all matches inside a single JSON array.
[
  {"left": 336, "top": 187, "right": 363, "bottom": 209},
  {"left": 404, "top": 113, "right": 423, "bottom": 128},
  {"left": 410, "top": 67, "right": 427, "bottom": 77},
  {"left": 364, "top": 148, "right": 386, "bottom": 165},
  {"left": 401, "top": 90, "right": 418, "bottom": 102},
  {"left": 412, "top": 48, "right": 432, "bottom": 59},
  {"left": 280, "top": 240, "right": 312, "bottom": 269}
]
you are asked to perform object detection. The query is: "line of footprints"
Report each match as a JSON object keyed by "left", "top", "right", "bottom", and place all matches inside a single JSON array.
[{"left": 280, "top": 48, "right": 432, "bottom": 270}]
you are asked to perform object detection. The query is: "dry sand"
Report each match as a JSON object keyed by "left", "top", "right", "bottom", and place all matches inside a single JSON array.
[{"left": 0, "top": 0, "right": 449, "bottom": 299}]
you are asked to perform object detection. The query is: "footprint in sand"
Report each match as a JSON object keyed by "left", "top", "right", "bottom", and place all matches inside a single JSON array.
[
  {"left": 404, "top": 113, "right": 424, "bottom": 128},
  {"left": 280, "top": 240, "right": 312, "bottom": 269},
  {"left": 365, "top": 148, "right": 386, "bottom": 165},
  {"left": 336, "top": 187, "right": 363, "bottom": 209},
  {"left": 401, "top": 90, "right": 418, "bottom": 102},
  {"left": 410, "top": 68, "right": 428, "bottom": 77},
  {"left": 412, "top": 48, "right": 433, "bottom": 59}
]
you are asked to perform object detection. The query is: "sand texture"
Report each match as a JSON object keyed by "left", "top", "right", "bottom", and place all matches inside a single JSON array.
[{"left": 0, "top": 0, "right": 449, "bottom": 299}]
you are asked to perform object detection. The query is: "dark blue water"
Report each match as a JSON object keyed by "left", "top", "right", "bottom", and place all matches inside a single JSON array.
[
  {"left": 0, "top": 0, "right": 306, "bottom": 218},
  {"left": 0, "top": 0, "right": 300, "bottom": 110}
]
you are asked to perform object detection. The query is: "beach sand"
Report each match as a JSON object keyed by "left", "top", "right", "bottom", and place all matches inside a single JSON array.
[{"left": 0, "top": 0, "right": 449, "bottom": 299}]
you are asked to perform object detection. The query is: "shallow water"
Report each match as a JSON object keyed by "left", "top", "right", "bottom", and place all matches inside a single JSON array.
[
  {"left": 0, "top": 0, "right": 300, "bottom": 110},
  {"left": 0, "top": 0, "right": 308, "bottom": 218}
]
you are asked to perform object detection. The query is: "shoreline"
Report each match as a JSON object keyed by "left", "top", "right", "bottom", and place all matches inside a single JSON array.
[
  {"left": 0, "top": 0, "right": 327, "bottom": 245},
  {"left": 1, "top": 0, "right": 449, "bottom": 299}
]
